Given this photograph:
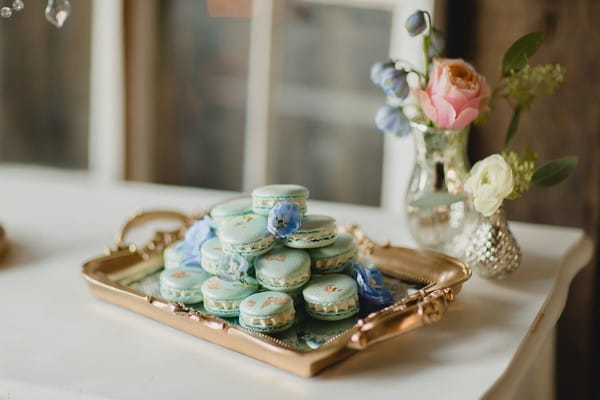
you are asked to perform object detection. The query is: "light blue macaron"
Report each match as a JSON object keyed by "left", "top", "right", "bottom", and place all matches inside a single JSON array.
[
  {"left": 302, "top": 274, "right": 359, "bottom": 321},
  {"left": 163, "top": 240, "right": 186, "bottom": 269},
  {"left": 159, "top": 266, "right": 212, "bottom": 304},
  {"left": 218, "top": 214, "right": 275, "bottom": 258},
  {"left": 252, "top": 184, "right": 309, "bottom": 216},
  {"left": 308, "top": 233, "right": 358, "bottom": 273},
  {"left": 210, "top": 197, "right": 254, "bottom": 225},
  {"left": 254, "top": 247, "right": 311, "bottom": 291},
  {"left": 239, "top": 291, "right": 296, "bottom": 333},
  {"left": 201, "top": 276, "right": 259, "bottom": 317},
  {"left": 285, "top": 215, "right": 337, "bottom": 249},
  {"left": 200, "top": 237, "right": 223, "bottom": 275}
]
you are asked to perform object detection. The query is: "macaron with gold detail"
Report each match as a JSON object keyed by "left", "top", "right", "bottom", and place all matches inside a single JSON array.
[
  {"left": 210, "top": 197, "right": 253, "bottom": 225},
  {"left": 285, "top": 215, "right": 337, "bottom": 249},
  {"left": 200, "top": 237, "right": 224, "bottom": 275},
  {"left": 163, "top": 240, "right": 186, "bottom": 269},
  {"left": 254, "top": 247, "right": 311, "bottom": 291},
  {"left": 159, "top": 266, "right": 212, "bottom": 304},
  {"left": 252, "top": 184, "right": 309, "bottom": 216},
  {"left": 302, "top": 274, "right": 359, "bottom": 321},
  {"left": 201, "top": 276, "right": 258, "bottom": 317},
  {"left": 308, "top": 233, "right": 358, "bottom": 273},
  {"left": 239, "top": 291, "right": 296, "bottom": 333},
  {"left": 219, "top": 214, "right": 275, "bottom": 258}
]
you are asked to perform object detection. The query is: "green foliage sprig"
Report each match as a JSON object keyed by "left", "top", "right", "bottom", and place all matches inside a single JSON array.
[{"left": 489, "top": 32, "right": 578, "bottom": 196}]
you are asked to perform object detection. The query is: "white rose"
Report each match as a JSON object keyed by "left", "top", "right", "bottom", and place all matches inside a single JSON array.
[{"left": 465, "top": 154, "right": 514, "bottom": 217}]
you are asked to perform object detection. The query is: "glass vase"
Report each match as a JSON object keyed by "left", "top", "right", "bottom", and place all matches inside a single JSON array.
[
  {"left": 464, "top": 205, "right": 521, "bottom": 279},
  {"left": 405, "top": 121, "right": 478, "bottom": 256}
]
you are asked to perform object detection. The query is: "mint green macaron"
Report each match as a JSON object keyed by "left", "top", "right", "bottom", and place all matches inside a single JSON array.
[
  {"left": 254, "top": 247, "right": 311, "bottom": 291},
  {"left": 201, "top": 276, "right": 258, "bottom": 317},
  {"left": 200, "top": 237, "right": 223, "bottom": 275},
  {"left": 218, "top": 214, "right": 275, "bottom": 258},
  {"left": 163, "top": 240, "right": 186, "bottom": 269},
  {"left": 160, "top": 266, "right": 212, "bottom": 304},
  {"left": 252, "top": 184, "right": 309, "bottom": 216},
  {"left": 239, "top": 291, "right": 296, "bottom": 333},
  {"left": 210, "top": 197, "right": 253, "bottom": 225},
  {"left": 308, "top": 233, "right": 358, "bottom": 273},
  {"left": 303, "top": 274, "right": 359, "bottom": 320},
  {"left": 285, "top": 215, "right": 337, "bottom": 249}
]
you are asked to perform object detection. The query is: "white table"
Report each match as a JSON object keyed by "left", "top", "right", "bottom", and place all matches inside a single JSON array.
[{"left": 0, "top": 167, "right": 593, "bottom": 400}]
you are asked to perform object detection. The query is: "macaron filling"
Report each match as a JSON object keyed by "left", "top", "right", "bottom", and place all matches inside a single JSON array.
[
  {"left": 302, "top": 274, "right": 359, "bottom": 320},
  {"left": 257, "top": 269, "right": 311, "bottom": 289},
  {"left": 222, "top": 235, "right": 275, "bottom": 256},
  {"left": 240, "top": 308, "right": 295, "bottom": 329},
  {"left": 286, "top": 228, "right": 337, "bottom": 247},
  {"left": 252, "top": 184, "right": 309, "bottom": 215},
  {"left": 200, "top": 237, "right": 223, "bottom": 275},
  {"left": 159, "top": 267, "right": 211, "bottom": 304},
  {"left": 161, "top": 286, "right": 203, "bottom": 299},
  {"left": 201, "top": 277, "right": 258, "bottom": 317},
  {"left": 305, "top": 295, "right": 359, "bottom": 314},
  {"left": 254, "top": 197, "right": 307, "bottom": 209},
  {"left": 313, "top": 249, "right": 357, "bottom": 270},
  {"left": 239, "top": 291, "right": 296, "bottom": 333},
  {"left": 204, "top": 297, "right": 244, "bottom": 312}
]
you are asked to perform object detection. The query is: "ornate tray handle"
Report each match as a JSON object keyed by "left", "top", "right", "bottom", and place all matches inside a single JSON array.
[
  {"left": 110, "top": 210, "right": 197, "bottom": 256},
  {"left": 347, "top": 290, "right": 448, "bottom": 350}
]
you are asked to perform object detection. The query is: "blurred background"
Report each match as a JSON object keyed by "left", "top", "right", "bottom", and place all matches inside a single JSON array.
[{"left": 0, "top": 0, "right": 597, "bottom": 398}]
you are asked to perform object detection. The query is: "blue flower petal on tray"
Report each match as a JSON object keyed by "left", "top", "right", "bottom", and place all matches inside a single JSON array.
[
  {"left": 267, "top": 200, "right": 303, "bottom": 238},
  {"left": 352, "top": 262, "right": 395, "bottom": 309},
  {"left": 180, "top": 216, "right": 217, "bottom": 267},
  {"left": 215, "top": 252, "right": 251, "bottom": 283}
]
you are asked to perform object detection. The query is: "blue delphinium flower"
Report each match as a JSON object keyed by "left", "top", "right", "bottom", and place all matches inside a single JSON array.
[
  {"left": 375, "top": 105, "right": 410, "bottom": 137},
  {"left": 429, "top": 28, "right": 445, "bottom": 58},
  {"left": 405, "top": 10, "right": 427, "bottom": 37},
  {"left": 370, "top": 60, "right": 394, "bottom": 86},
  {"left": 215, "top": 252, "right": 251, "bottom": 283},
  {"left": 352, "top": 262, "right": 394, "bottom": 309},
  {"left": 180, "top": 216, "right": 216, "bottom": 267},
  {"left": 267, "top": 200, "right": 303, "bottom": 238},
  {"left": 380, "top": 68, "right": 409, "bottom": 100}
]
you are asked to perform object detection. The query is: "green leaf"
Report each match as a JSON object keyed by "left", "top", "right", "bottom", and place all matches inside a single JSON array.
[
  {"left": 502, "top": 32, "right": 545, "bottom": 76},
  {"left": 505, "top": 107, "right": 521, "bottom": 147},
  {"left": 531, "top": 156, "right": 578, "bottom": 187}
]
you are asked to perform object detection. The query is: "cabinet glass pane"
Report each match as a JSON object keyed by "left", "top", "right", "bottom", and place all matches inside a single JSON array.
[
  {"left": 154, "top": 0, "right": 250, "bottom": 190},
  {"left": 0, "top": 0, "right": 91, "bottom": 169},
  {"left": 270, "top": 2, "right": 391, "bottom": 205}
]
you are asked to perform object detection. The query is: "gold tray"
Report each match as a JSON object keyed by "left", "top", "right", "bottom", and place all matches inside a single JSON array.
[{"left": 82, "top": 210, "right": 470, "bottom": 377}]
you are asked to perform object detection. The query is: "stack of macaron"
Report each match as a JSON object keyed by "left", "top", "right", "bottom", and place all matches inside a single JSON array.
[{"left": 159, "top": 184, "right": 364, "bottom": 334}]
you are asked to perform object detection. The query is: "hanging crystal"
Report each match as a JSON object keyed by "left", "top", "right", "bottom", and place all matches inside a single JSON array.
[
  {"left": 1, "top": 6, "right": 12, "bottom": 18},
  {"left": 12, "top": 0, "right": 24, "bottom": 12},
  {"left": 45, "top": 0, "right": 70, "bottom": 28}
]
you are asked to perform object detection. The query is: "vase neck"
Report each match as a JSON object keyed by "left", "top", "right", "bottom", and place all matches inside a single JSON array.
[{"left": 410, "top": 123, "right": 470, "bottom": 167}]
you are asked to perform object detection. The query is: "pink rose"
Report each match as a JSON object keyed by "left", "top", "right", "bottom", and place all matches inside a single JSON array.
[{"left": 415, "top": 58, "right": 490, "bottom": 130}]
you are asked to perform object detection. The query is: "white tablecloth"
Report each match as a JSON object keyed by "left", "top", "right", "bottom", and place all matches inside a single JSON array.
[{"left": 0, "top": 167, "right": 593, "bottom": 399}]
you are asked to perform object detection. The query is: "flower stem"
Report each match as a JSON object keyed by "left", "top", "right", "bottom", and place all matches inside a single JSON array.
[{"left": 422, "top": 11, "right": 433, "bottom": 82}]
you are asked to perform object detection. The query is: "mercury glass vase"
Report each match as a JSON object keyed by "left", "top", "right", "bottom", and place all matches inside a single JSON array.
[
  {"left": 405, "top": 121, "right": 478, "bottom": 256},
  {"left": 464, "top": 206, "right": 521, "bottom": 279}
]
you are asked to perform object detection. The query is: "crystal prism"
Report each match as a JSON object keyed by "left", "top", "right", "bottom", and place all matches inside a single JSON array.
[
  {"left": 45, "top": 0, "right": 71, "bottom": 28},
  {"left": 12, "top": 0, "right": 24, "bottom": 12}
]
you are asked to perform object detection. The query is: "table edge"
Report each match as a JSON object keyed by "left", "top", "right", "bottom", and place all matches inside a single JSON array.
[{"left": 483, "top": 233, "right": 594, "bottom": 399}]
